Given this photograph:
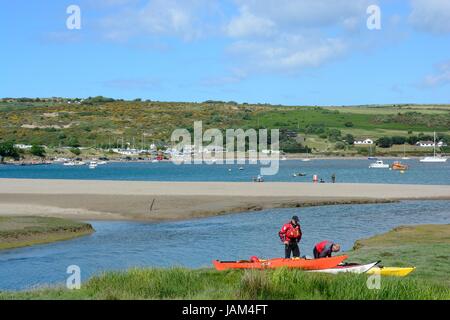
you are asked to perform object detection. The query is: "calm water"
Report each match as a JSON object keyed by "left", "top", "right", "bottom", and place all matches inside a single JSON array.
[
  {"left": 0, "top": 200, "right": 449, "bottom": 291},
  {"left": 0, "top": 159, "right": 449, "bottom": 184}
]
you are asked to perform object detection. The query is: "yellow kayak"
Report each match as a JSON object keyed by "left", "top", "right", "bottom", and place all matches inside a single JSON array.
[{"left": 366, "top": 266, "right": 415, "bottom": 277}]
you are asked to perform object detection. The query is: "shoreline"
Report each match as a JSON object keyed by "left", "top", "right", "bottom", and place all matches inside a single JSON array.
[
  {"left": 0, "top": 216, "right": 94, "bottom": 250},
  {"left": 0, "top": 179, "right": 449, "bottom": 222},
  {"left": 0, "top": 155, "right": 443, "bottom": 165},
  {"left": 1, "top": 224, "right": 449, "bottom": 299}
]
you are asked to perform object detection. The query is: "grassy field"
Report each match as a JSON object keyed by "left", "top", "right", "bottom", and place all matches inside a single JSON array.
[
  {"left": 0, "top": 100, "right": 448, "bottom": 156},
  {"left": 1, "top": 224, "right": 448, "bottom": 300},
  {"left": 0, "top": 216, "right": 94, "bottom": 250},
  {"left": 348, "top": 224, "right": 450, "bottom": 287}
]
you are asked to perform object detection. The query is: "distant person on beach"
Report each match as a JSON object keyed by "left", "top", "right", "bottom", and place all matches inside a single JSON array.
[
  {"left": 279, "top": 215, "right": 302, "bottom": 258},
  {"left": 331, "top": 173, "right": 336, "bottom": 183},
  {"left": 313, "top": 241, "right": 341, "bottom": 259}
]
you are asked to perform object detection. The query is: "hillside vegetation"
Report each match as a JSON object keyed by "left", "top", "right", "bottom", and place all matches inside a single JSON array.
[{"left": 1, "top": 99, "right": 449, "bottom": 155}]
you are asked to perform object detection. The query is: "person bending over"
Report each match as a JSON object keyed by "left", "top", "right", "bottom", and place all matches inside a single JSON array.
[{"left": 313, "top": 240, "right": 341, "bottom": 259}]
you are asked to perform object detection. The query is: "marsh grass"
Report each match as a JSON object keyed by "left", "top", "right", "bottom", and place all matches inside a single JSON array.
[
  {"left": 1, "top": 267, "right": 448, "bottom": 300},
  {"left": 0, "top": 216, "right": 94, "bottom": 250}
]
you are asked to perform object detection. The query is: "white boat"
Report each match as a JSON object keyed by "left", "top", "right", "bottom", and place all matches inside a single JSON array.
[
  {"left": 401, "top": 144, "right": 410, "bottom": 160},
  {"left": 369, "top": 160, "right": 389, "bottom": 168},
  {"left": 420, "top": 132, "right": 447, "bottom": 163},
  {"left": 63, "top": 161, "right": 75, "bottom": 166},
  {"left": 307, "top": 261, "right": 380, "bottom": 274},
  {"left": 420, "top": 156, "right": 447, "bottom": 163},
  {"left": 88, "top": 161, "right": 98, "bottom": 169}
]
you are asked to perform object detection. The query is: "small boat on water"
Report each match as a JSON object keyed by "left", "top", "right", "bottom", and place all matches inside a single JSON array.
[
  {"left": 420, "top": 132, "right": 447, "bottom": 163},
  {"left": 420, "top": 156, "right": 447, "bottom": 163},
  {"left": 213, "top": 255, "right": 348, "bottom": 271},
  {"left": 292, "top": 172, "right": 307, "bottom": 177},
  {"left": 391, "top": 161, "right": 409, "bottom": 170},
  {"left": 253, "top": 175, "right": 264, "bottom": 182},
  {"left": 63, "top": 161, "right": 86, "bottom": 166},
  {"left": 369, "top": 160, "right": 389, "bottom": 169},
  {"left": 88, "top": 161, "right": 98, "bottom": 169}
]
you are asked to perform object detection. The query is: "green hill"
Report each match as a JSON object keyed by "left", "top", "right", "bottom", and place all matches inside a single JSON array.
[{"left": 1, "top": 98, "right": 449, "bottom": 156}]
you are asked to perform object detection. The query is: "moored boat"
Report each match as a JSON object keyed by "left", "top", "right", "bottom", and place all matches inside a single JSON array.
[
  {"left": 369, "top": 160, "right": 389, "bottom": 169},
  {"left": 420, "top": 132, "right": 447, "bottom": 163},
  {"left": 391, "top": 161, "right": 408, "bottom": 170}
]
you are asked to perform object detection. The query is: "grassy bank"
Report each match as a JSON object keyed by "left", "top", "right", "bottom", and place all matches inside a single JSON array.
[
  {"left": 348, "top": 224, "right": 450, "bottom": 287},
  {"left": 0, "top": 216, "right": 94, "bottom": 250},
  {"left": 1, "top": 224, "right": 449, "bottom": 300}
]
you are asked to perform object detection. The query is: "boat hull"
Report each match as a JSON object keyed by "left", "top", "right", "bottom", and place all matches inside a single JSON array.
[
  {"left": 307, "top": 261, "right": 380, "bottom": 274},
  {"left": 366, "top": 266, "right": 415, "bottom": 277},
  {"left": 212, "top": 255, "right": 348, "bottom": 271}
]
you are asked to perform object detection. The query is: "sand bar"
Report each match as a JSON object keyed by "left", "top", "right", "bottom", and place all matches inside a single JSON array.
[{"left": 0, "top": 179, "right": 449, "bottom": 221}]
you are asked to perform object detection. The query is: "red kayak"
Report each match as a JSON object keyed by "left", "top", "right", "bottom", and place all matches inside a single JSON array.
[{"left": 213, "top": 255, "right": 348, "bottom": 271}]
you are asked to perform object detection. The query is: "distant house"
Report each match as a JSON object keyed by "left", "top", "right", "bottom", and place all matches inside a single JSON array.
[
  {"left": 354, "top": 138, "right": 374, "bottom": 145},
  {"left": 14, "top": 144, "right": 33, "bottom": 150},
  {"left": 285, "top": 130, "right": 298, "bottom": 138},
  {"left": 416, "top": 141, "right": 447, "bottom": 147}
]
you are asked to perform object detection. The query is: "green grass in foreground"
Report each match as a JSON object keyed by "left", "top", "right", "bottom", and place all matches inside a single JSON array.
[
  {"left": 1, "top": 224, "right": 449, "bottom": 300},
  {"left": 0, "top": 216, "right": 94, "bottom": 250},
  {"left": 1, "top": 267, "right": 448, "bottom": 300}
]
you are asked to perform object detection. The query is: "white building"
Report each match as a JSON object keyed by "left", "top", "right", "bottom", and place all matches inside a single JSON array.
[
  {"left": 354, "top": 138, "right": 374, "bottom": 145},
  {"left": 14, "top": 144, "right": 33, "bottom": 150},
  {"left": 416, "top": 141, "right": 447, "bottom": 147}
]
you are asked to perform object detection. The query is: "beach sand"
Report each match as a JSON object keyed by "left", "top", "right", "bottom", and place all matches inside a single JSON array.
[{"left": 0, "top": 179, "right": 449, "bottom": 221}]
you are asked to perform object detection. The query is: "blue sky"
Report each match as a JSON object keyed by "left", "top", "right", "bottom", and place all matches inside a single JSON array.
[{"left": 1, "top": 0, "right": 450, "bottom": 105}]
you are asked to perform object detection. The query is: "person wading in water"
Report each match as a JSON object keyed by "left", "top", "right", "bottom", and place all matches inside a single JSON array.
[{"left": 278, "top": 215, "right": 302, "bottom": 258}]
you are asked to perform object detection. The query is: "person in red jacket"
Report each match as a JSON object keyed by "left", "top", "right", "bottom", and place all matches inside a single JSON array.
[
  {"left": 313, "top": 240, "right": 341, "bottom": 259},
  {"left": 279, "top": 215, "right": 302, "bottom": 258}
]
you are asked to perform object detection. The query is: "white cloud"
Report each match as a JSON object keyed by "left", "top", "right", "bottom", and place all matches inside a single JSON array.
[
  {"left": 230, "top": 0, "right": 371, "bottom": 29},
  {"left": 409, "top": 0, "right": 450, "bottom": 34},
  {"left": 222, "top": 0, "right": 369, "bottom": 75},
  {"left": 423, "top": 61, "right": 450, "bottom": 87},
  {"left": 228, "top": 36, "right": 347, "bottom": 73},
  {"left": 99, "top": 0, "right": 220, "bottom": 41},
  {"left": 225, "top": 6, "right": 275, "bottom": 38}
]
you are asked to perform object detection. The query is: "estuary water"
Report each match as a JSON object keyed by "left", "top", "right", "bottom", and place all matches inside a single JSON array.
[
  {"left": 0, "top": 159, "right": 449, "bottom": 184},
  {"left": 0, "top": 200, "right": 449, "bottom": 291}
]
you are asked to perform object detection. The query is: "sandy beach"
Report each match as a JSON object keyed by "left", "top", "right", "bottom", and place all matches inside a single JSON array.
[{"left": 0, "top": 179, "right": 449, "bottom": 221}]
